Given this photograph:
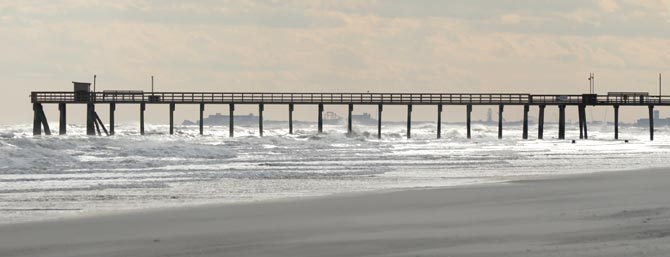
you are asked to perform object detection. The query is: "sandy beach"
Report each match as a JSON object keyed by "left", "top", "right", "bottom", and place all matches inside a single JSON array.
[{"left": 1, "top": 168, "right": 670, "bottom": 257}]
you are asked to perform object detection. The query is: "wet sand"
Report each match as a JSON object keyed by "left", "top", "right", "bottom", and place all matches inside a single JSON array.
[{"left": 1, "top": 168, "right": 670, "bottom": 257}]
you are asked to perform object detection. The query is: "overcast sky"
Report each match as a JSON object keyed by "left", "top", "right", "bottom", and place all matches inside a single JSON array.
[{"left": 2, "top": 0, "right": 670, "bottom": 124}]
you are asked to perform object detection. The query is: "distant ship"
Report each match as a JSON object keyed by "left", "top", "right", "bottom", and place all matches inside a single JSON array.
[
  {"left": 183, "top": 113, "right": 259, "bottom": 126},
  {"left": 183, "top": 112, "right": 377, "bottom": 126},
  {"left": 323, "top": 112, "right": 378, "bottom": 125}
]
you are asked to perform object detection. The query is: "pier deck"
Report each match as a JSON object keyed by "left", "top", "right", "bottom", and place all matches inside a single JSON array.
[
  {"left": 30, "top": 91, "right": 666, "bottom": 140},
  {"left": 31, "top": 92, "right": 670, "bottom": 105}
]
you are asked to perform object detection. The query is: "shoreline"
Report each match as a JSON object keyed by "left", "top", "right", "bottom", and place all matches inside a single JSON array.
[{"left": 2, "top": 168, "right": 670, "bottom": 256}]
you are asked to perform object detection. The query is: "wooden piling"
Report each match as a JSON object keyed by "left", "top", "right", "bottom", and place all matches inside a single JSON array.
[
  {"left": 109, "top": 103, "right": 115, "bottom": 136},
  {"left": 59, "top": 103, "right": 66, "bottom": 135},
  {"left": 649, "top": 105, "right": 654, "bottom": 141},
  {"left": 289, "top": 104, "right": 294, "bottom": 134},
  {"left": 582, "top": 106, "right": 588, "bottom": 139},
  {"left": 377, "top": 104, "right": 383, "bottom": 139},
  {"left": 318, "top": 103, "right": 324, "bottom": 133},
  {"left": 87, "top": 103, "right": 96, "bottom": 136},
  {"left": 229, "top": 103, "right": 234, "bottom": 137},
  {"left": 437, "top": 104, "right": 443, "bottom": 139},
  {"left": 347, "top": 104, "right": 353, "bottom": 135},
  {"left": 199, "top": 103, "right": 204, "bottom": 135},
  {"left": 522, "top": 104, "right": 529, "bottom": 140},
  {"left": 140, "top": 103, "right": 145, "bottom": 135},
  {"left": 558, "top": 105, "right": 566, "bottom": 140},
  {"left": 498, "top": 104, "right": 504, "bottom": 139},
  {"left": 259, "top": 104, "right": 264, "bottom": 137},
  {"left": 614, "top": 105, "right": 619, "bottom": 140},
  {"left": 538, "top": 105, "right": 545, "bottom": 139},
  {"left": 33, "top": 103, "right": 41, "bottom": 136},
  {"left": 169, "top": 103, "right": 175, "bottom": 135},
  {"left": 578, "top": 105, "right": 584, "bottom": 139},
  {"left": 466, "top": 104, "right": 472, "bottom": 139},
  {"left": 407, "top": 104, "right": 412, "bottom": 139}
]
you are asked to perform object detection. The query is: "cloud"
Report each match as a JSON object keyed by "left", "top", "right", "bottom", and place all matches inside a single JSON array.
[
  {"left": 599, "top": 0, "right": 620, "bottom": 12},
  {"left": 2, "top": 0, "right": 670, "bottom": 123}
]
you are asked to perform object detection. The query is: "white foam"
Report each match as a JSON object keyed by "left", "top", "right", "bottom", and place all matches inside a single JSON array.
[{"left": 1, "top": 122, "right": 669, "bottom": 224}]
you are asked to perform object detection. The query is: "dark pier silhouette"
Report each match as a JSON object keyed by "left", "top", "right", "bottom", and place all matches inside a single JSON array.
[{"left": 30, "top": 83, "right": 668, "bottom": 141}]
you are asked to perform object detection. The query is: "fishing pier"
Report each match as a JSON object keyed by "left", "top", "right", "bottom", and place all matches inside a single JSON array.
[{"left": 30, "top": 83, "right": 667, "bottom": 140}]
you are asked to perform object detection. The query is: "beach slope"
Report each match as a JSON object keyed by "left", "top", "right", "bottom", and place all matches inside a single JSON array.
[{"left": 2, "top": 169, "right": 670, "bottom": 256}]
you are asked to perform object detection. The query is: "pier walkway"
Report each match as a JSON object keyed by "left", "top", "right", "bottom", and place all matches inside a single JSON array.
[{"left": 31, "top": 91, "right": 669, "bottom": 141}]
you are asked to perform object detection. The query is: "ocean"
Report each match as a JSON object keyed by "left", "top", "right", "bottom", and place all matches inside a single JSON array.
[{"left": 1, "top": 121, "right": 669, "bottom": 224}]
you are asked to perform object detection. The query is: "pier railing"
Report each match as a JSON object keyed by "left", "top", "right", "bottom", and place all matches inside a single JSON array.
[
  {"left": 31, "top": 92, "right": 670, "bottom": 105},
  {"left": 31, "top": 92, "right": 531, "bottom": 105}
]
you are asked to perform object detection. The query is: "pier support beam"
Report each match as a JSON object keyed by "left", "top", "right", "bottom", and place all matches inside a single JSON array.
[
  {"left": 229, "top": 104, "right": 235, "bottom": 137},
  {"left": 87, "top": 103, "right": 96, "bottom": 136},
  {"left": 109, "top": 103, "right": 115, "bottom": 136},
  {"left": 377, "top": 104, "right": 383, "bottom": 139},
  {"left": 33, "top": 103, "right": 50, "bottom": 136},
  {"left": 94, "top": 112, "right": 109, "bottom": 136},
  {"left": 318, "top": 103, "right": 324, "bottom": 133},
  {"left": 538, "top": 105, "right": 545, "bottom": 139},
  {"left": 614, "top": 105, "right": 619, "bottom": 140},
  {"left": 558, "top": 105, "right": 566, "bottom": 140},
  {"left": 649, "top": 105, "right": 654, "bottom": 141},
  {"left": 199, "top": 103, "right": 204, "bottom": 135},
  {"left": 407, "top": 104, "right": 412, "bottom": 139},
  {"left": 289, "top": 104, "right": 294, "bottom": 134},
  {"left": 347, "top": 104, "right": 353, "bottom": 135},
  {"left": 437, "top": 104, "right": 443, "bottom": 139},
  {"left": 41, "top": 110, "right": 51, "bottom": 135},
  {"left": 140, "top": 103, "right": 145, "bottom": 135},
  {"left": 58, "top": 103, "right": 66, "bottom": 135},
  {"left": 578, "top": 105, "right": 584, "bottom": 139},
  {"left": 498, "top": 104, "right": 504, "bottom": 139},
  {"left": 579, "top": 105, "right": 589, "bottom": 139},
  {"left": 33, "top": 104, "right": 42, "bottom": 136},
  {"left": 169, "top": 103, "right": 175, "bottom": 135},
  {"left": 466, "top": 104, "right": 472, "bottom": 139},
  {"left": 522, "top": 104, "right": 529, "bottom": 140},
  {"left": 259, "top": 104, "right": 264, "bottom": 137},
  {"left": 583, "top": 107, "right": 589, "bottom": 139}
]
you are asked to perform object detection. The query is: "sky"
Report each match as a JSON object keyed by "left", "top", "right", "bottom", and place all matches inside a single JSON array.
[{"left": 2, "top": 0, "right": 670, "bottom": 125}]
